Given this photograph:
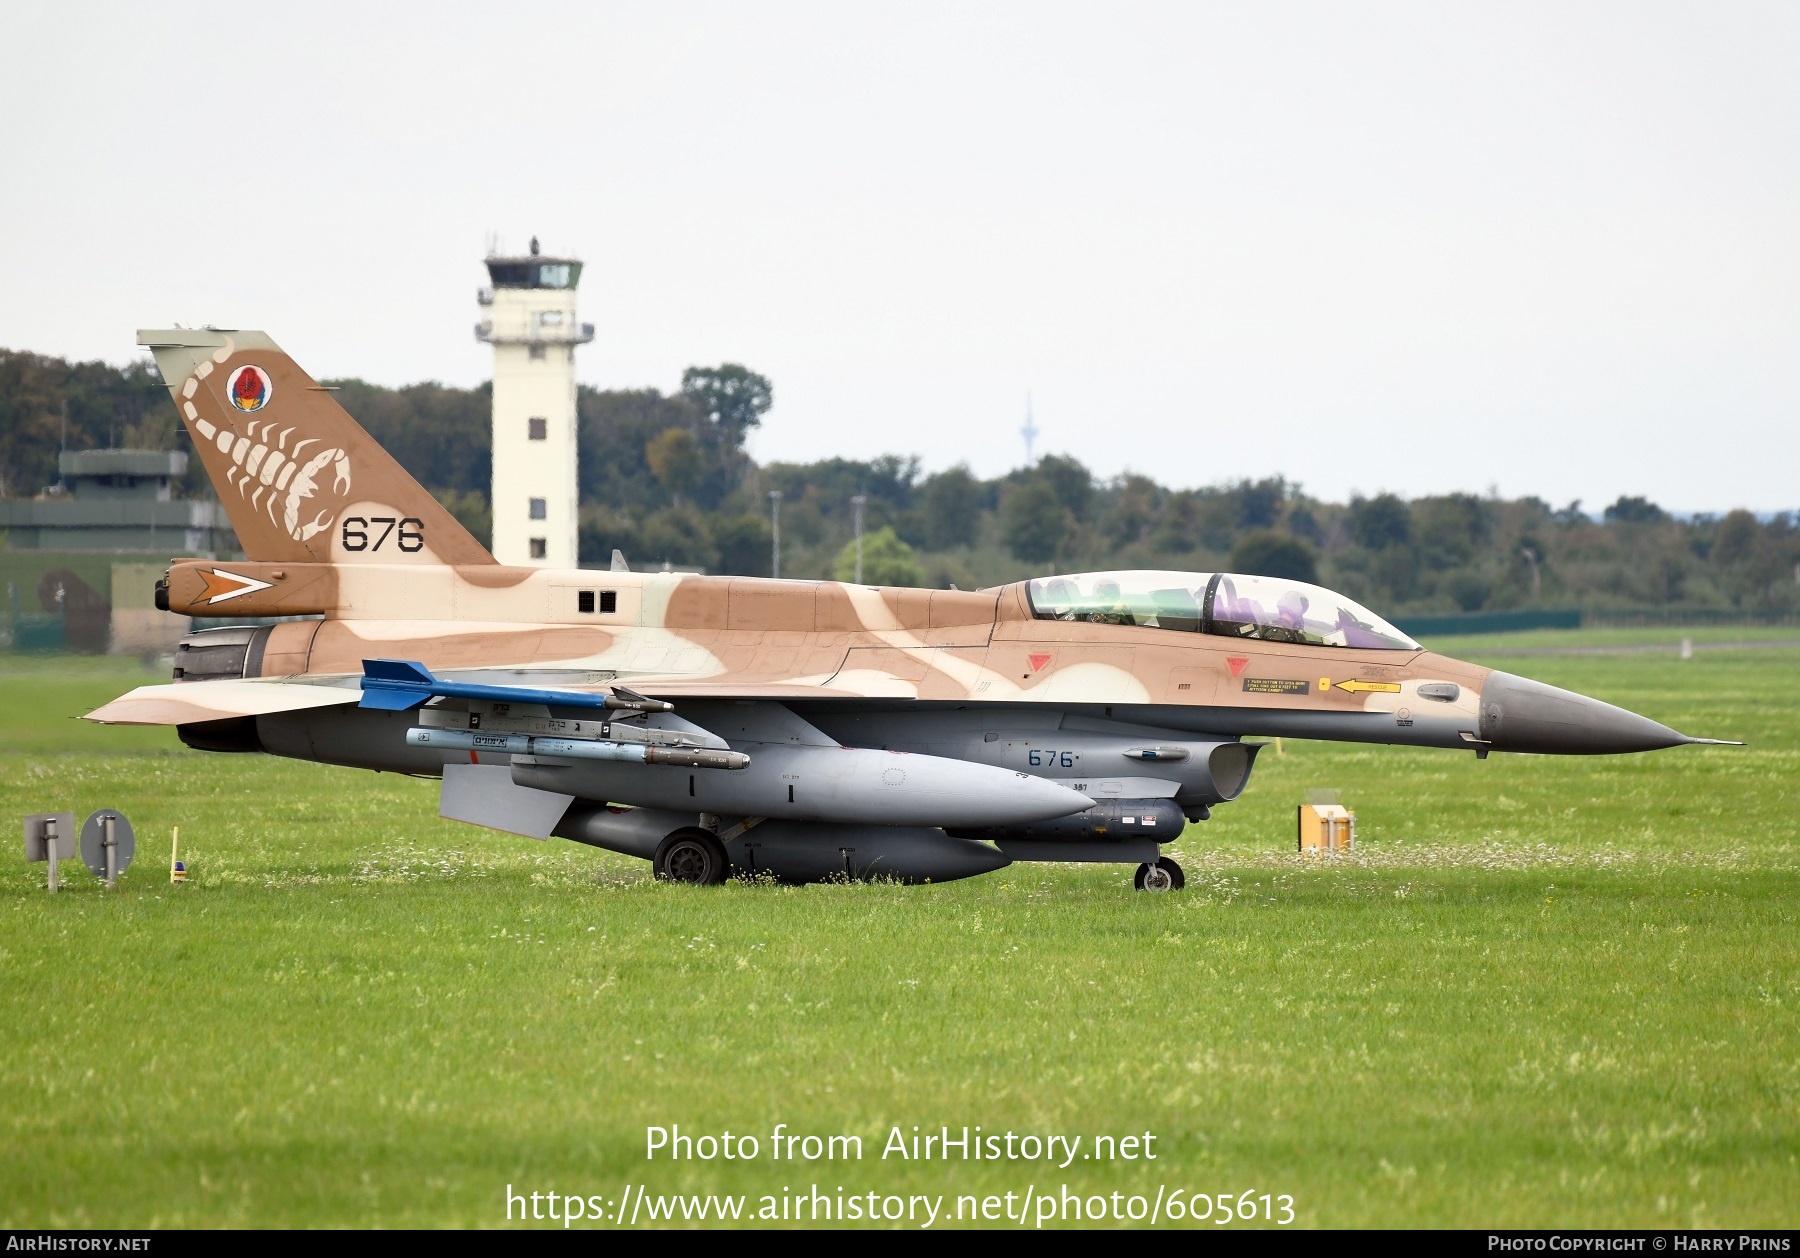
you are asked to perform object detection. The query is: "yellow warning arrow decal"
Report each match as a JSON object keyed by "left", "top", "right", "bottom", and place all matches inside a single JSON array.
[{"left": 1335, "top": 679, "right": 1402, "bottom": 694}]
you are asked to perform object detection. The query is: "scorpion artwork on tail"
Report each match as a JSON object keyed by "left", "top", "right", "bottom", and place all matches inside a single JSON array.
[{"left": 155, "top": 332, "right": 359, "bottom": 548}]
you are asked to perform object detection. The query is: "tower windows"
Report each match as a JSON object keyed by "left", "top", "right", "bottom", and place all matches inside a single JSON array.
[
  {"left": 528, "top": 417, "right": 547, "bottom": 440},
  {"left": 529, "top": 344, "right": 547, "bottom": 361},
  {"left": 529, "top": 497, "right": 547, "bottom": 520},
  {"left": 529, "top": 538, "right": 547, "bottom": 560}
]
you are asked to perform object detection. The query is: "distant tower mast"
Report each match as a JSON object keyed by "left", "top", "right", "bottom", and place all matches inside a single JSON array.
[
  {"left": 1020, "top": 392, "right": 1039, "bottom": 466},
  {"left": 476, "top": 235, "right": 593, "bottom": 567}
]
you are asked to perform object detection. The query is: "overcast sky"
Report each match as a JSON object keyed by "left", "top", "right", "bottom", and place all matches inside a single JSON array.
[{"left": 2, "top": 2, "right": 1795, "bottom": 512}]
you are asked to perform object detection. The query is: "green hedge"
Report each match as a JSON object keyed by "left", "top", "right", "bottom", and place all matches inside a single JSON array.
[
  {"left": 1394, "top": 609, "right": 1582, "bottom": 637},
  {"left": 1396, "top": 607, "right": 1800, "bottom": 636}
]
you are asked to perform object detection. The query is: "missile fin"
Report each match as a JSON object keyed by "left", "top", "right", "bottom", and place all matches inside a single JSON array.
[
  {"left": 358, "top": 658, "right": 436, "bottom": 710},
  {"left": 364, "top": 658, "right": 435, "bottom": 685}
]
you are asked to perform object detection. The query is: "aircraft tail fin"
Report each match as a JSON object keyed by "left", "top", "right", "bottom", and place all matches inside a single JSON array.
[{"left": 138, "top": 328, "right": 494, "bottom": 566}]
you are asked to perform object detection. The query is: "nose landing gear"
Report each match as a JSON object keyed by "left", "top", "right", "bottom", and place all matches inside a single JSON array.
[{"left": 1134, "top": 855, "right": 1185, "bottom": 892}]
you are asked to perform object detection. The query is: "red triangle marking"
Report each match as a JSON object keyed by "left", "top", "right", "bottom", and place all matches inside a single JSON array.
[
  {"left": 1227, "top": 656, "right": 1250, "bottom": 677},
  {"left": 1027, "top": 653, "right": 1052, "bottom": 672}
]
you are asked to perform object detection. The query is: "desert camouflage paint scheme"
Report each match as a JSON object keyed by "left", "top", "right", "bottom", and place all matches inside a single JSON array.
[{"left": 86, "top": 330, "right": 1733, "bottom": 888}]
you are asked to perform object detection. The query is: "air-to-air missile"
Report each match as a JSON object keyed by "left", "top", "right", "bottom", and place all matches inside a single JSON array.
[{"left": 85, "top": 329, "right": 1740, "bottom": 891}]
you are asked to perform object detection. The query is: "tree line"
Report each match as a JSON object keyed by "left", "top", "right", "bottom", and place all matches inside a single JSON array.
[{"left": 3, "top": 346, "right": 1796, "bottom": 613}]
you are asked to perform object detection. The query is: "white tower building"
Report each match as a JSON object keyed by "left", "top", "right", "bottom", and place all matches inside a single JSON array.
[{"left": 476, "top": 238, "right": 593, "bottom": 567}]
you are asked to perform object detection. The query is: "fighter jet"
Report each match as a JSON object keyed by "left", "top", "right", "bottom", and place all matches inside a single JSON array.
[{"left": 86, "top": 330, "right": 1739, "bottom": 890}]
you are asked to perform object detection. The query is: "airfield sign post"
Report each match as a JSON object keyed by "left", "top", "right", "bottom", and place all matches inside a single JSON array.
[
  {"left": 22, "top": 811, "right": 77, "bottom": 892},
  {"left": 80, "top": 809, "right": 136, "bottom": 888}
]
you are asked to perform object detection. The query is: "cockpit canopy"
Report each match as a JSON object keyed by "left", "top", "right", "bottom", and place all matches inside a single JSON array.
[{"left": 1026, "top": 570, "right": 1420, "bottom": 651}]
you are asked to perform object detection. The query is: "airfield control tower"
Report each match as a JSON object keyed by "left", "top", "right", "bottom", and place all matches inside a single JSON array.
[{"left": 476, "top": 238, "right": 593, "bottom": 567}]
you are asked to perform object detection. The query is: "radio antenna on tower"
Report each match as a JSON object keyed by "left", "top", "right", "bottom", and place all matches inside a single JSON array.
[{"left": 1021, "top": 392, "right": 1039, "bottom": 466}]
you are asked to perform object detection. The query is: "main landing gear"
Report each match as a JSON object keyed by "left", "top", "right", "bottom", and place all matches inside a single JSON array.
[
  {"left": 654, "top": 827, "right": 729, "bottom": 885},
  {"left": 1134, "top": 855, "right": 1185, "bottom": 892}
]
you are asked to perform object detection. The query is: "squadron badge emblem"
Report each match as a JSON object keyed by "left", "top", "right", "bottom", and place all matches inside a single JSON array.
[{"left": 226, "top": 364, "right": 273, "bottom": 412}]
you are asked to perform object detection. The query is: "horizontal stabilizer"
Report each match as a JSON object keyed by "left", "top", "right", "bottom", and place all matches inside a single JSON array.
[{"left": 86, "top": 678, "right": 360, "bottom": 726}]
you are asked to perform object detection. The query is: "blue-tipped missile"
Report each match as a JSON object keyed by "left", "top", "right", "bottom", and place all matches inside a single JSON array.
[
  {"left": 360, "top": 658, "right": 673, "bottom": 714},
  {"left": 405, "top": 727, "right": 748, "bottom": 770}
]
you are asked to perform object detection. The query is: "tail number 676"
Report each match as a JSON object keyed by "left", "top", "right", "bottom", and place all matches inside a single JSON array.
[{"left": 341, "top": 517, "right": 424, "bottom": 553}]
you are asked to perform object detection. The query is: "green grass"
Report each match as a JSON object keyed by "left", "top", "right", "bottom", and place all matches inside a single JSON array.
[{"left": 1, "top": 643, "right": 1796, "bottom": 1229}]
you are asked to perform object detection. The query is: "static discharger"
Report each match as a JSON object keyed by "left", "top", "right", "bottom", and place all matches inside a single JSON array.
[{"left": 1298, "top": 803, "right": 1355, "bottom": 853}]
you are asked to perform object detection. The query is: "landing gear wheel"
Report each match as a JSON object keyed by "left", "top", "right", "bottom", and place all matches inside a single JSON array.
[
  {"left": 1134, "top": 856, "right": 1185, "bottom": 892},
  {"left": 654, "top": 828, "right": 729, "bottom": 885}
]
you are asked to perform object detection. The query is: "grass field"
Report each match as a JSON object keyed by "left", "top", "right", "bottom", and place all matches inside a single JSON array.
[{"left": 1, "top": 637, "right": 1796, "bottom": 1229}]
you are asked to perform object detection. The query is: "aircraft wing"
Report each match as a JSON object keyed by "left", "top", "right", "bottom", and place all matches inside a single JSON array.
[
  {"left": 86, "top": 669, "right": 881, "bottom": 729},
  {"left": 85, "top": 677, "right": 361, "bottom": 726},
  {"left": 606, "top": 679, "right": 878, "bottom": 700},
  {"left": 352, "top": 659, "right": 868, "bottom": 710}
]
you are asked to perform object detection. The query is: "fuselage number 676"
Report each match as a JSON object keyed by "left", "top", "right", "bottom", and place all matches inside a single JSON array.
[{"left": 341, "top": 517, "right": 424, "bottom": 553}]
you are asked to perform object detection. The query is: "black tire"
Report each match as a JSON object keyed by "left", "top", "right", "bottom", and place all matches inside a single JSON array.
[
  {"left": 654, "top": 828, "right": 729, "bottom": 885},
  {"left": 1133, "top": 856, "right": 1185, "bottom": 892}
]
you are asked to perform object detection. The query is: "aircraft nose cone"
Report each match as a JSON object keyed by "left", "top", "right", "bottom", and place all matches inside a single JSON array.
[{"left": 1478, "top": 671, "right": 1691, "bottom": 755}]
